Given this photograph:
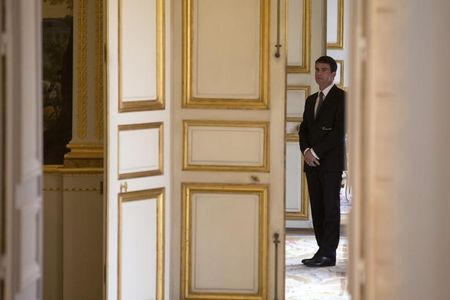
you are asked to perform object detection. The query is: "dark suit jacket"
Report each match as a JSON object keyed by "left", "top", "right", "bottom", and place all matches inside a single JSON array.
[{"left": 298, "top": 85, "right": 346, "bottom": 172}]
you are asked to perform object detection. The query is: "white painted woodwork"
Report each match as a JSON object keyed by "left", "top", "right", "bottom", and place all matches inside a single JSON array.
[
  {"left": 120, "top": 199, "right": 157, "bottom": 299},
  {"left": 185, "top": 122, "right": 266, "bottom": 168},
  {"left": 327, "top": 0, "right": 350, "bottom": 87},
  {"left": 190, "top": 193, "right": 259, "bottom": 293},
  {"left": 287, "top": 0, "right": 306, "bottom": 67},
  {"left": 285, "top": 143, "right": 303, "bottom": 212},
  {"left": 120, "top": 0, "right": 157, "bottom": 101},
  {"left": 118, "top": 125, "right": 161, "bottom": 175},
  {"left": 106, "top": 0, "right": 171, "bottom": 299},
  {"left": 286, "top": 121, "right": 299, "bottom": 136},
  {"left": 286, "top": 0, "right": 324, "bottom": 88},
  {"left": 172, "top": 0, "right": 286, "bottom": 298},
  {"left": 285, "top": 0, "right": 325, "bottom": 228},
  {"left": 193, "top": 0, "right": 260, "bottom": 99},
  {"left": 286, "top": 88, "right": 307, "bottom": 118},
  {"left": 326, "top": 0, "right": 339, "bottom": 44},
  {"left": 334, "top": 60, "right": 343, "bottom": 85}
]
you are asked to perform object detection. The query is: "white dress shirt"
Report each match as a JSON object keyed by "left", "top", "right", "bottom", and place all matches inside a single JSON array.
[{"left": 304, "top": 83, "right": 335, "bottom": 160}]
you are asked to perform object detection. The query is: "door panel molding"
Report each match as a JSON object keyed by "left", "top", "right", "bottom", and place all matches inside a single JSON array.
[
  {"left": 106, "top": 0, "right": 171, "bottom": 298},
  {"left": 118, "top": 0, "right": 165, "bottom": 112},
  {"left": 117, "top": 122, "right": 164, "bottom": 179},
  {"left": 286, "top": 85, "right": 310, "bottom": 118},
  {"left": 286, "top": 0, "right": 311, "bottom": 73},
  {"left": 182, "top": 0, "right": 269, "bottom": 109},
  {"left": 326, "top": 0, "right": 344, "bottom": 49},
  {"left": 118, "top": 188, "right": 165, "bottom": 300},
  {"left": 183, "top": 120, "right": 269, "bottom": 172},
  {"left": 285, "top": 143, "right": 309, "bottom": 220},
  {"left": 181, "top": 183, "right": 268, "bottom": 299}
]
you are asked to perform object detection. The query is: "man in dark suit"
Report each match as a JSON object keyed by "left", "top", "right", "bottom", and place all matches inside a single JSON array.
[{"left": 298, "top": 56, "right": 346, "bottom": 267}]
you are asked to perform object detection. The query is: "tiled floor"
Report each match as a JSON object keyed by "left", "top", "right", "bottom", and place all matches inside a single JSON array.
[{"left": 285, "top": 233, "right": 350, "bottom": 300}]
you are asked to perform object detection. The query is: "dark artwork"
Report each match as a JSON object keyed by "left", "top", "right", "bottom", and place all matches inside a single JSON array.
[{"left": 43, "top": 15, "right": 73, "bottom": 164}]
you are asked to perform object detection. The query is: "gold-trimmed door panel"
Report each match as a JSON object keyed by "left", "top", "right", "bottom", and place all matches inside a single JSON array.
[
  {"left": 106, "top": 0, "right": 170, "bottom": 298},
  {"left": 183, "top": 120, "right": 269, "bottom": 172},
  {"left": 181, "top": 183, "right": 268, "bottom": 299},
  {"left": 118, "top": 188, "right": 165, "bottom": 300},
  {"left": 118, "top": 122, "right": 164, "bottom": 179},
  {"left": 286, "top": 0, "right": 311, "bottom": 73},
  {"left": 183, "top": 0, "right": 269, "bottom": 109},
  {"left": 118, "top": 0, "right": 165, "bottom": 112},
  {"left": 173, "top": 0, "right": 287, "bottom": 298},
  {"left": 285, "top": 142, "right": 309, "bottom": 220}
]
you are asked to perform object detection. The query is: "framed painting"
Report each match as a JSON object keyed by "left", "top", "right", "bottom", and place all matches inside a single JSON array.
[{"left": 42, "top": 0, "right": 73, "bottom": 165}]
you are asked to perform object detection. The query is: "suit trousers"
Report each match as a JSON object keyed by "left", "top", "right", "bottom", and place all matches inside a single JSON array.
[{"left": 305, "top": 168, "right": 341, "bottom": 258}]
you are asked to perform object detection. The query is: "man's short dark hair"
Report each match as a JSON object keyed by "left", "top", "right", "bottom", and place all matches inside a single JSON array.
[{"left": 315, "top": 56, "right": 337, "bottom": 73}]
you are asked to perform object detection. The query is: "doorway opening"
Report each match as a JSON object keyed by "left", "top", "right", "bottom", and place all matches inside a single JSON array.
[
  {"left": 284, "top": 0, "right": 352, "bottom": 298},
  {"left": 42, "top": 1, "right": 105, "bottom": 299}
]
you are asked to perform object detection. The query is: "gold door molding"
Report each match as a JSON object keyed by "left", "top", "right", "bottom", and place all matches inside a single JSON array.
[
  {"left": 117, "top": 122, "right": 164, "bottom": 179},
  {"left": 183, "top": 0, "right": 270, "bottom": 109},
  {"left": 118, "top": 0, "right": 165, "bottom": 112},
  {"left": 285, "top": 147, "right": 309, "bottom": 220},
  {"left": 118, "top": 188, "right": 165, "bottom": 300},
  {"left": 286, "top": 0, "right": 311, "bottom": 73},
  {"left": 335, "top": 59, "right": 345, "bottom": 88},
  {"left": 326, "top": 0, "right": 344, "bottom": 49},
  {"left": 286, "top": 85, "right": 310, "bottom": 119},
  {"left": 183, "top": 120, "right": 269, "bottom": 172},
  {"left": 181, "top": 183, "right": 268, "bottom": 299},
  {"left": 286, "top": 117, "right": 302, "bottom": 142}
]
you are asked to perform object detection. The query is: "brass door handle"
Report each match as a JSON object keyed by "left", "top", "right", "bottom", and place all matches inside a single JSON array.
[{"left": 120, "top": 182, "right": 128, "bottom": 193}]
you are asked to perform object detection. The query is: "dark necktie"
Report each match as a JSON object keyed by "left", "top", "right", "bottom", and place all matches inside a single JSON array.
[{"left": 315, "top": 91, "right": 324, "bottom": 119}]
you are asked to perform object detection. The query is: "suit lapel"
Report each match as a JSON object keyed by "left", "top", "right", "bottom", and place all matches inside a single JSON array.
[
  {"left": 315, "top": 85, "right": 336, "bottom": 120},
  {"left": 308, "top": 92, "right": 318, "bottom": 121}
]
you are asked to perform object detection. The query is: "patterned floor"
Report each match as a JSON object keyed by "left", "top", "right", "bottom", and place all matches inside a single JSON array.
[{"left": 285, "top": 233, "right": 350, "bottom": 300}]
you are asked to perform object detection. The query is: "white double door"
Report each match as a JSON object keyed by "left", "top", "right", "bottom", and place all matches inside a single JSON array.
[{"left": 106, "top": 0, "right": 286, "bottom": 299}]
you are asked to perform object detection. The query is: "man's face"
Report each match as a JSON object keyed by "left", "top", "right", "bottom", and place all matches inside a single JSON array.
[{"left": 315, "top": 62, "right": 336, "bottom": 90}]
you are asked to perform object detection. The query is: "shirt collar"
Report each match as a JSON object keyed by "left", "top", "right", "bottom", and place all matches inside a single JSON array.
[{"left": 319, "top": 83, "right": 335, "bottom": 98}]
